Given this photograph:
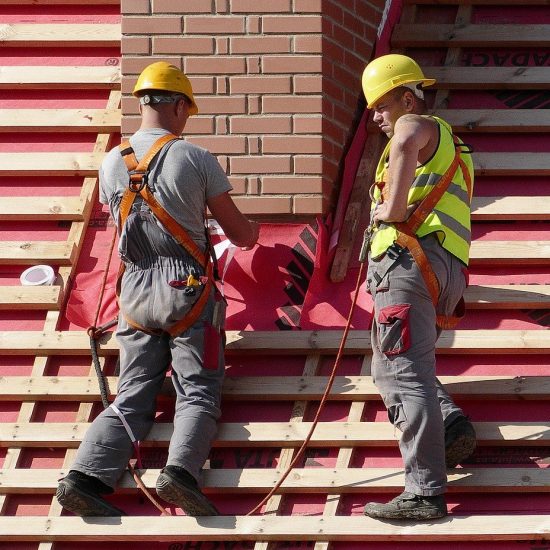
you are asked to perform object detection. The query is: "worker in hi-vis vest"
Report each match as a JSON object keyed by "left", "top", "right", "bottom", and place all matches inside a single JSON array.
[
  {"left": 360, "top": 54, "right": 476, "bottom": 521},
  {"left": 57, "top": 62, "right": 259, "bottom": 517}
]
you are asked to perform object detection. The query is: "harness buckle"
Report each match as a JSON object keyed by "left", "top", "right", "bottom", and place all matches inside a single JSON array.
[
  {"left": 128, "top": 171, "right": 148, "bottom": 193},
  {"left": 386, "top": 243, "right": 404, "bottom": 261},
  {"left": 456, "top": 142, "right": 474, "bottom": 155}
]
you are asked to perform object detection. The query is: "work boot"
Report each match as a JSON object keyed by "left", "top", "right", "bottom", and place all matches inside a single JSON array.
[
  {"left": 156, "top": 465, "right": 218, "bottom": 516},
  {"left": 56, "top": 470, "right": 125, "bottom": 517},
  {"left": 363, "top": 491, "right": 447, "bottom": 520},
  {"left": 445, "top": 415, "right": 477, "bottom": 468}
]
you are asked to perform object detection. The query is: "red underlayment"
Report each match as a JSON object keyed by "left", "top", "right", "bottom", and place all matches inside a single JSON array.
[{"left": 1, "top": 2, "right": 550, "bottom": 549}]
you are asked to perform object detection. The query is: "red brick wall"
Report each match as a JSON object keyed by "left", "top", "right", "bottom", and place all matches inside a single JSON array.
[{"left": 120, "top": 0, "right": 386, "bottom": 218}]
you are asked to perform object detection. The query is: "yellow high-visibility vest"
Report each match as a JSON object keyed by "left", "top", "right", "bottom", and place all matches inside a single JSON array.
[{"left": 370, "top": 116, "right": 474, "bottom": 265}]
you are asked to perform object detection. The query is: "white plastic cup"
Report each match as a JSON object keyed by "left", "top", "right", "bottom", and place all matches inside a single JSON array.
[{"left": 20, "top": 265, "right": 56, "bottom": 286}]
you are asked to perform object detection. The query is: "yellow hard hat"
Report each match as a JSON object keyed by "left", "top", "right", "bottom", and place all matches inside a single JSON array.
[
  {"left": 362, "top": 54, "right": 435, "bottom": 108},
  {"left": 133, "top": 61, "right": 198, "bottom": 115}
]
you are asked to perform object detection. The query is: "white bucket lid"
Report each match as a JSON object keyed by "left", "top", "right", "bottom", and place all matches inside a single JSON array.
[{"left": 20, "top": 265, "right": 56, "bottom": 286}]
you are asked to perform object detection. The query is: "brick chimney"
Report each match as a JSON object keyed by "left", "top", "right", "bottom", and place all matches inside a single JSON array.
[{"left": 121, "top": 0, "right": 385, "bottom": 219}]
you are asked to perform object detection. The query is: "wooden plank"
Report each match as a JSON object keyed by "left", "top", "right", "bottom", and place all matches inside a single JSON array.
[
  {"left": 0, "top": 24, "right": 120, "bottom": 47},
  {"left": 429, "top": 67, "right": 550, "bottom": 89},
  {"left": 0, "top": 421, "right": 547, "bottom": 448},
  {"left": 0, "top": 109, "right": 121, "bottom": 133},
  {"left": 470, "top": 241, "right": 550, "bottom": 265},
  {"left": 329, "top": 131, "right": 385, "bottom": 282},
  {"left": 0, "top": 286, "right": 61, "bottom": 310},
  {"left": 474, "top": 153, "right": 550, "bottom": 176},
  {"left": 472, "top": 196, "right": 550, "bottom": 221},
  {"left": 0, "top": 242, "right": 74, "bottom": 265},
  {"left": 0, "top": 197, "right": 84, "bottom": 221},
  {"left": 0, "top": 514, "right": 549, "bottom": 542},
  {"left": 392, "top": 24, "right": 550, "bottom": 48},
  {"left": 465, "top": 284, "right": 550, "bottom": 308},
  {"left": 4, "top": 329, "right": 550, "bottom": 355},
  {"left": 1, "top": 152, "right": 544, "bottom": 178},
  {"left": 0, "top": 153, "right": 104, "bottom": 176},
  {"left": 1, "top": 467, "right": 548, "bottom": 495},
  {"left": 436, "top": 109, "right": 550, "bottom": 133},
  {"left": 369, "top": 110, "right": 550, "bottom": 133},
  {"left": 0, "top": 66, "right": 120, "bottom": 89},
  {"left": 1, "top": 375, "right": 548, "bottom": 401}
]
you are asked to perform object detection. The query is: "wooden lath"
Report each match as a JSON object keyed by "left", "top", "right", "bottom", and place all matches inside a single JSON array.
[
  {"left": 428, "top": 66, "right": 550, "bottom": 89},
  {"left": 1, "top": 467, "right": 549, "bottom": 494},
  {"left": 0, "top": 24, "right": 120, "bottom": 47},
  {"left": 1, "top": 374, "right": 549, "bottom": 401},
  {"left": 0, "top": 152, "right": 105, "bottom": 176},
  {"left": 0, "top": 241, "right": 75, "bottom": 265},
  {"left": 469, "top": 241, "right": 550, "bottom": 264},
  {"left": 371, "top": 109, "right": 550, "bottom": 133},
  {"left": 464, "top": 284, "right": 550, "bottom": 308},
  {"left": 0, "top": 109, "right": 121, "bottom": 133},
  {"left": 0, "top": 196, "right": 85, "bottom": 221},
  {"left": 472, "top": 197, "right": 550, "bottom": 221},
  {"left": 0, "top": 515, "right": 549, "bottom": 543},
  {"left": 0, "top": 286, "right": 62, "bottom": 310},
  {"left": 0, "top": 66, "right": 119, "bottom": 89},
  {"left": 2, "top": 421, "right": 548, "bottom": 448},
  {"left": 392, "top": 24, "right": 550, "bottom": 48},
  {"left": 4, "top": 329, "right": 550, "bottom": 355}
]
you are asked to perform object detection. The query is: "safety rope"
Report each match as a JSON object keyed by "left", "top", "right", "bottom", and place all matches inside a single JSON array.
[{"left": 246, "top": 258, "right": 366, "bottom": 516}]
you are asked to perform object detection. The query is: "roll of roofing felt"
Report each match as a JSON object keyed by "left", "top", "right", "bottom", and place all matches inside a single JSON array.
[{"left": 20, "top": 265, "right": 56, "bottom": 286}]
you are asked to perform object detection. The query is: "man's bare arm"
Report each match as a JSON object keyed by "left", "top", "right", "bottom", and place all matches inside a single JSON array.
[{"left": 373, "top": 114, "right": 435, "bottom": 224}]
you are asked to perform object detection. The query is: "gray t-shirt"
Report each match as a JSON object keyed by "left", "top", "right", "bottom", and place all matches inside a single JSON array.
[{"left": 99, "top": 128, "right": 232, "bottom": 252}]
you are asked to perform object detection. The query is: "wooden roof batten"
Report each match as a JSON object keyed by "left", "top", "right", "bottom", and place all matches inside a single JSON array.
[
  {"left": 0, "top": 514, "right": 548, "bottom": 543},
  {"left": 1, "top": 466, "right": 549, "bottom": 494},
  {"left": 5, "top": 328, "right": 550, "bottom": 355}
]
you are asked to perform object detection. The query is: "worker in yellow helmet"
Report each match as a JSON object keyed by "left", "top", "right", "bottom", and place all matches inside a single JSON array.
[
  {"left": 57, "top": 62, "right": 258, "bottom": 517},
  {"left": 360, "top": 54, "right": 476, "bottom": 521}
]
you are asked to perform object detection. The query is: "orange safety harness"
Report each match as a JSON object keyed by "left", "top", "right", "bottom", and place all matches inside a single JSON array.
[
  {"left": 117, "top": 133, "right": 216, "bottom": 336},
  {"left": 372, "top": 134, "right": 473, "bottom": 329}
]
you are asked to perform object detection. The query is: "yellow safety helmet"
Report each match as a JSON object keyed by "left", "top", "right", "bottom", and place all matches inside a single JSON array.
[
  {"left": 362, "top": 54, "right": 435, "bottom": 108},
  {"left": 133, "top": 61, "right": 198, "bottom": 115}
]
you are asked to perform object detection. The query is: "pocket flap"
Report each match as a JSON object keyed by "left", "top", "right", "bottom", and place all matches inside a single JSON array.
[{"left": 379, "top": 303, "right": 411, "bottom": 324}]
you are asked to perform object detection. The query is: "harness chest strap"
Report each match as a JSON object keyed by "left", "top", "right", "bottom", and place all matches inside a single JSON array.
[
  {"left": 117, "top": 134, "right": 213, "bottom": 337},
  {"left": 380, "top": 136, "right": 471, "bottom": 329}
]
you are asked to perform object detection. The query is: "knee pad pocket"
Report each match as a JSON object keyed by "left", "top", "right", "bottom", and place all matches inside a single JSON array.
[{"left": 387, "top": 401, "right": 408, "bottom": 432}]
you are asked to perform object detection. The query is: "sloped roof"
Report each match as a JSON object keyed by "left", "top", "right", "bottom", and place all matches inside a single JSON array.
[{"left": 1, "top": 0, "right": 550, "bottom": 548}]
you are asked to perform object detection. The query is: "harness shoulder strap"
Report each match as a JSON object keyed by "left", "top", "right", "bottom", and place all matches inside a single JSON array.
[
  {"left": 118, "top": 134, "right": 179, "bottom": 232},
  {"left": 116, "top": 134, "right": 214, "bottom": 337},
  {"left": 393, "top": 134, "right": 471, "bottom": 329}
]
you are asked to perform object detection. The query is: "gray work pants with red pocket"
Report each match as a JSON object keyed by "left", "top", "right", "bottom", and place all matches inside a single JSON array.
[
  {"left": 71, "top": 209, "right": 225, "bottom": 489},
  {"left": 367, "top": 233, "right": 467, "bottom": 496}
]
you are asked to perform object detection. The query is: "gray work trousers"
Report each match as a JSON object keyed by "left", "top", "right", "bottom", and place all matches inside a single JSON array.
[
  {"left": 71, "top": 211, "right": 225, "bottom": 489},
  {"left": 367, "top": 234, "right": 467, "bottom": 496}
]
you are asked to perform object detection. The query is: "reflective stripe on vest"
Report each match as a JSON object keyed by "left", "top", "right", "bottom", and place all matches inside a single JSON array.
[{"left": 370, "top": 116, "right": 474, "bottom": 266}]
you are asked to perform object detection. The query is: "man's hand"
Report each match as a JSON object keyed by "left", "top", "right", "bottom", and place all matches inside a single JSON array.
[
  {"left": 241, "top": 220, "right": 259, "bottom": 251},
  {"left": 373, "top": 201, "right": 419, "bottom": 225}
]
